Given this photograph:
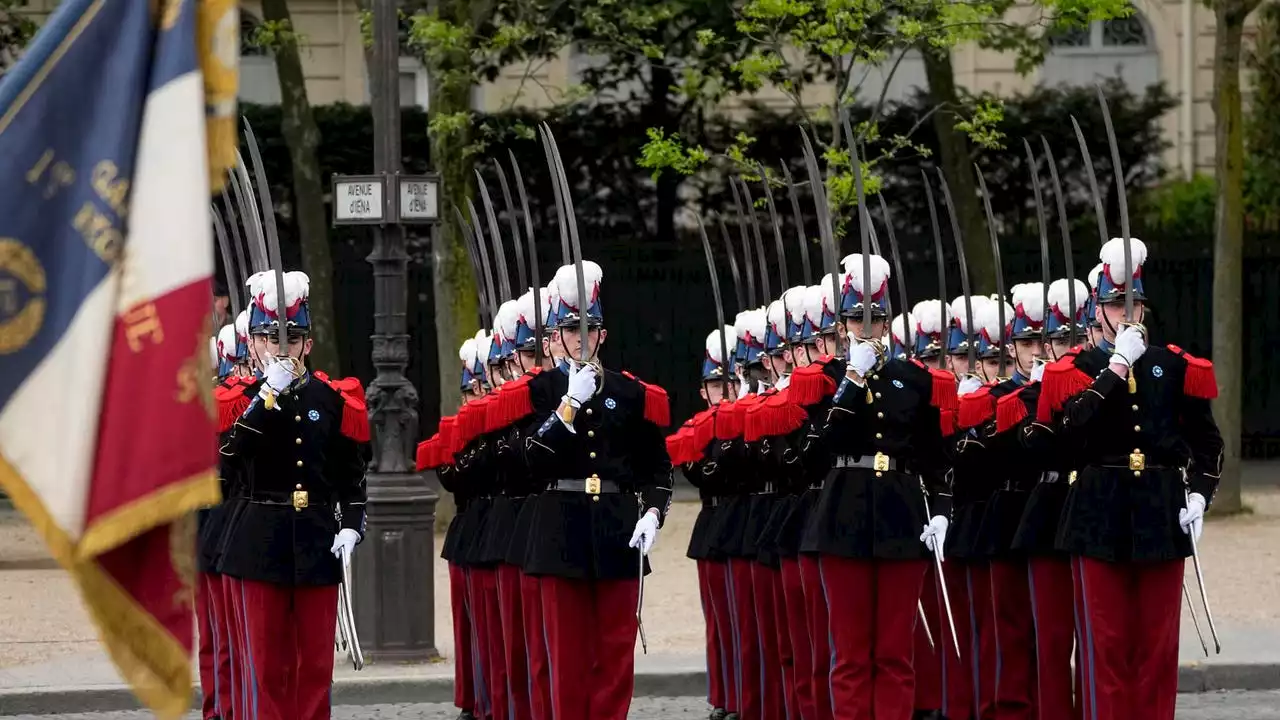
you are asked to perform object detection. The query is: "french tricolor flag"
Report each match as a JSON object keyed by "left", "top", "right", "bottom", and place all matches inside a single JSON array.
[{"left": 0, "top": 0, "right": 237, "bottom": 717}]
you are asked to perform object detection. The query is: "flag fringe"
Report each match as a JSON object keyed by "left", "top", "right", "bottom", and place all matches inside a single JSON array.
[
  {"left": 77, "top": 470, "right": 221, "bottom": 561},
  {"left": 0, "top": 456, "right": 196, "bottom": 720}
]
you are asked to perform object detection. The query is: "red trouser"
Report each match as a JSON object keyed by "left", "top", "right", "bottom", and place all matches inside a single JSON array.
[
  {"left": 799, "top": 554, "right": 833, "bottom": 720},
  {"left": 751, "top": 563, "right": 786, "bottom": 720},
  {"left": 221, "top": 575, "right": 246, "bottom": 720},
  {"left": 521, "top": 573, "right": 552, "bottom": 720},
  {"left": 991, "top": 560, "right": 1036, "bottom": 720},
  {"left": 728, "top": 558, "right": 762, "bottom": 719},
  {"left": 498, "top": 564, "right": 531, "bottom": 720},
  {"left": 540, "top": 576, "right": 639, "bottom": 720},
  {"left": 940, "top": 562, "right": 975, "bottom": 720},
  {"left": 697, "top": 560, "right": 727, "bottom": 709},
  {"left": 239, "top": 579, "right": 338, "bottom": 720},
  {"left": 197, "top": 572, "right": 229, "bottom": 720},
  {"left": 449, "top": 563, "right": 476, "bottom": 713},
  {"left": 818, "top": 555, "right": 927, "bottom": 720},
  {"left": 781, "top": 558, "right": 817, "bottom": 720},
  {"left": 915, "top": 563, "right": 943, "bottom": 713},
  {"left": 965, "top": 562, "right": 997, "bottom": 720},
  {"left": 705, "top": 560, "right": 738, "bottom": 712},
  {"left": 472, "top": 567, "right": 508, "bottom": 720},
  {"left": 771, "top": 565, "right": 798, "bottom": 720},
  {"left": 1028, "top": 558, "right": 1076, "bottom": 720},
  {"left": 1070, "top": 561, "right": 1089, "bottom": 720},
  {"left": 1074, "top": 557, "right": 1182, "bottom": 720}
]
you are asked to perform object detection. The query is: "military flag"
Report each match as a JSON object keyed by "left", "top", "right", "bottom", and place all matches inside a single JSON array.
[{"left": 0, "top": 0, "right": 238, "bottom": 717}]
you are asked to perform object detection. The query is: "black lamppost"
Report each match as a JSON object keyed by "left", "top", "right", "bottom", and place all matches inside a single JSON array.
[{"left": 333, "top": 0, "right": 441, "bottom": 662}]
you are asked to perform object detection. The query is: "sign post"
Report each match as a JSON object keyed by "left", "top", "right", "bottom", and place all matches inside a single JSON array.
[{"left": 335, "top": 0, "right": 442, "bottom": 664}]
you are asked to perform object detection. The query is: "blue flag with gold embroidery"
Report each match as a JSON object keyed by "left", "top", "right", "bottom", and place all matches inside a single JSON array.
[{"left": 0, "top": 1, "right": 236, "bottom": 717}]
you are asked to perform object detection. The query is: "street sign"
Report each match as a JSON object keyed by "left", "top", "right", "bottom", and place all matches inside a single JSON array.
[
  {"left": 332, "top": 174, "right": 386, "bottom": 225},
  {"left": 398, "top": 174, "right": 441, "bottom": 223}
]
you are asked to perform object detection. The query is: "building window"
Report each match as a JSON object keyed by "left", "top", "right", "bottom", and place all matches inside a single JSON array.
[
  {"left": 364, "top": 58, "right": 430, "bottom": 108},
  {"left": 239, "top": 13, "right": 280, "bottom": 104},
  {"left": 1041, "top": 11, "right": 1158, "bottom": 92}
]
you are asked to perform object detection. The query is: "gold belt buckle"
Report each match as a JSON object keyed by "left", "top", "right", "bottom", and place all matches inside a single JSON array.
[
  {"left": 291, "top": 489, "right": 309, "bottom": 511},
  {"left": 873, "top": 452, "right": 890, "bottom": 472},
  {"left": 1129, "top": 450, "right": 1146, "bottom": 473},
  {"left": 585, "top": 474, "right": 601, "bottom": 494}
]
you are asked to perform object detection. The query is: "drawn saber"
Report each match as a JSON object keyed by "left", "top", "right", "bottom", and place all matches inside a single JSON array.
[
  {"left": 1184, "top": 580, "right": 1210, "bottom": 657},
  {"left": 798, "top": 129, "right": 841, "bottom": 356},
  {"left": 467, "top": 198, "right": 501, "bottom": 328},
  {"left": 718, "top": 218, "right": 747, "bottom": 315},
  {"left": 228, "top": 152, "right": 268, "bottom": 273},
  {"left": 1040, "top": 137, "right": 1079, "bottom": 349},
  {"left": 340, "top": 544, "right": 365, "bottom": 670},
  {"left": 537, "top": 126, "right": 572, "bottom": 267},
  {"left": 242, "top": 119, "right": 296, "bottom": 404},
  {"left": 1023, "top": 140, "right": 1053, "bottom": 373},
  {"left": 476, "top": 169, "right": 513, "bottom": 303},
  {"left": 779, "top": 161, "right": 813, "bottom": 282},
  {"left": 756, "top": 164, "right": 790, "bottom": 292},
  {"left": 737, "top": 177, "right": 772, "bottom": 304},
  {"left": 1095, "top": 87, "right": 1135, "bottom": 325},
  {"left": 922, "top": 171, "right": 948, "bottom": 370},
  {"left": 211, "top": 208, "right": 242, "bottom": 324},
  {"left": 493, "top": 162, "right": 529, "bottom": 294},
  {"left": 219, "top": 189, "right": 252, "bottom": 293},
  {"left": 974, "top": 167, "right": 1008, "bottom": 378},
  {"left": 1185, "top": 486, "right": 1221, "bottom": 653},
  {"left": 841, "top": 116, "right": 874, "bottom": 344},
  {"left": 936, "top": 169, "right": 977, "bottom": 375},
  {"left": 451, "top": 203, "right": 492, "bottom": 329},
  {"left": 728, "top": 179, "right": 757, "bottom": 308},
  {"left": 509, "top": 151, "right": 544, "bottom": 366}
]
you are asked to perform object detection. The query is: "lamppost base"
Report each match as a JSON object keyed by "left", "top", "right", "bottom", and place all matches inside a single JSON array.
[{"left": 352, "top": 470, "right": 441, "bottom": 663}]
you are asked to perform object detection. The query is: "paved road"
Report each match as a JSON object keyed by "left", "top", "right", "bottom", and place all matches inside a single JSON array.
[{"left": 5, "top": 692, "right": 1280, "bottom": 719}]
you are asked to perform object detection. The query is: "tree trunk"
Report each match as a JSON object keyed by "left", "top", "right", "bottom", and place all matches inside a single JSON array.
[
  {"left": 646, "top": 62, "right": 678, "bottom": 242},
  {"left": 261, "top": 0, "right": 341, "bottom": 374},
  {"left": 922, "top": 48, "right": 994, "bottom": 294},
  {"left": 1209, "top": 0, "right": 1257, "bottom": 515}
]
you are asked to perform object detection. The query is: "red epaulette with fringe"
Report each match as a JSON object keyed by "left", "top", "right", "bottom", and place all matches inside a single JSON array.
[
  {"left": 788, "top": 356, "right": 838, "bottom": 407},
  {"left": 314, "top": 372, "right": 371, "bottom": 443},
  {"left": 995, "top": 386, "right": 1030, "bottom": 434},
  {"left": 745, "top": 388, "right": 808, "bottom": 442},
  {"left": 215, "top": 377, "right": 254, "bottom": 433},
  {"left": 438, "top": 416, "right": 458, "bottom": 461},
  {"left": 622, "top": 371, "right": 671, "bottom": 427},
  {"left": 911, "top": 358, "right": 959, "bottom": 412},
  {"left": 940, "top": 408, "right": 958, "bottom": 437},
  {"left": 416, "top": 434, "right": 438, "bottom": 471},
  {"left": 666, "top": 423, "right": 694, "bottom": 465},
  {"left": 958, "top": 384, "right": 996, "bottom": 430},
  {"left": 714, "top": 398, "right": 746, "bottom": 441},
  {"left": 1167, "top": 344, "right": 1219, "bottom": 400},
  {"left": 484, "top": 385, "right": 507, "bottom": 433},
  {"left": 496, "top": 367, "right": 540, "bottom": 428},
  {"left": 690, "top": 406, "right": 718, "bottom": 456},
  {"left": 1036, "top": 348, "right": 1089, "bottom": 422}
]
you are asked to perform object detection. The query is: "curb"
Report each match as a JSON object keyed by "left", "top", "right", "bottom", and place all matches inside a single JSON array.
[{"left": 1, "top": 664, "right": 1275, "bottom": 715}]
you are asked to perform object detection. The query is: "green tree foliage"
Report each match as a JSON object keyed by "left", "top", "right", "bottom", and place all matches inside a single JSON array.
[{"left": 0, "top": 0, "right": 37, "bottom": 80}]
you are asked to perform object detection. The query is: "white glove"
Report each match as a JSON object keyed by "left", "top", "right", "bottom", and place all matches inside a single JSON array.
[
  {"left": 1030, "top": 362, "right": 1046, "bottom": 383},
  {"left": 261, "top": 359, "right": 297, "bottom": 395},
  {"left": 920, "top": 515, "right": 949, "bottom": 555},
  {"left": 628, "top": 509, "right": 660, "bottom": 555},
  {"left": 565, "top": 363, "right": 598, "bottom": 406},
  {"left": 957, "top": 376, "right": 983, "bottom": 396},
  {"left": 330, "top": 528, "right": 360, "bottom": 559},
  {"left": 1179, "top": 492, "right": 1206, "bottom": 543},
  {"left": 847, "top": 341, "right": 878, "bottom": 378},
  {"left": 1111, "top": 325, "right": 1147, "bottom": 368}
]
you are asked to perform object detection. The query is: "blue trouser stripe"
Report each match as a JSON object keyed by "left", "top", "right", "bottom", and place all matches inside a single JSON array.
[
  {"left": 1027, "top": 563, "right": 1042, "bottom": 710},
  {"left": 726, "top": 567, "right": 742, "bottom": 710},
  {"left": 541, "top": 601, "right": 556, "bottom": 720},
  {"left": 1077, "top": 558, "right": 1099, "bottom": 720},
  {"left": 238, "top": 582, "right": 259, "bottom": 720},
  {"left": 966, "top": 567, "right": 980, "bottom": 720}
]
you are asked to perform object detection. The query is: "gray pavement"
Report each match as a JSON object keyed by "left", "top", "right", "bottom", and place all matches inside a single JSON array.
[{"left": 5, "top": 692, "right": 1280, "bottom": 719}]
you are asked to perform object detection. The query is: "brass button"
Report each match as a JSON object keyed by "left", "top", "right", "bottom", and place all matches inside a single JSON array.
[
  {"left": 296, "top": 460, "right": 303, "bottom": 468},
  {"left": 587, "top": 430, "right": 595, "bottom": 438},
  {"left": 295, "top": 484, "right": 303, "bottom": 490},
  {"left": 1134, "top": 471, "right": 1141, "bottom": 477},
  {"left": 875, "top": 432, "right": 883, "bottom": 439},
  {"left": 871, "top": 374, "right": 879, "bottom": 381},
  {"left": 592, "top": 495, "right": 600, "bottom": 502},
  {"left": 875, "top": 471, "right": 883, "bottom": 478},
  {"left": 589, "top": 451, "right": 597, "bottom": 459},
  {"left": 586, "top": 408, "right": 593, "bottom": 416},
  {"left": 1131, "top": 405, "right": 1139, "bottom": 411},
  {"left": 877, "top": 412, "right": 884, "bottom": 419},
  {"left": 295, "top": 415, "right": 302, "bottom": 422},
  {"left": 875, "top": 392, "right": 882, "bottom": 398},
  {"left": 1134, "top": 425, "right": 1141, "bottom": 432},
  {"left": 295, "top": 438, "right": 302, "bottom": 445}
]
